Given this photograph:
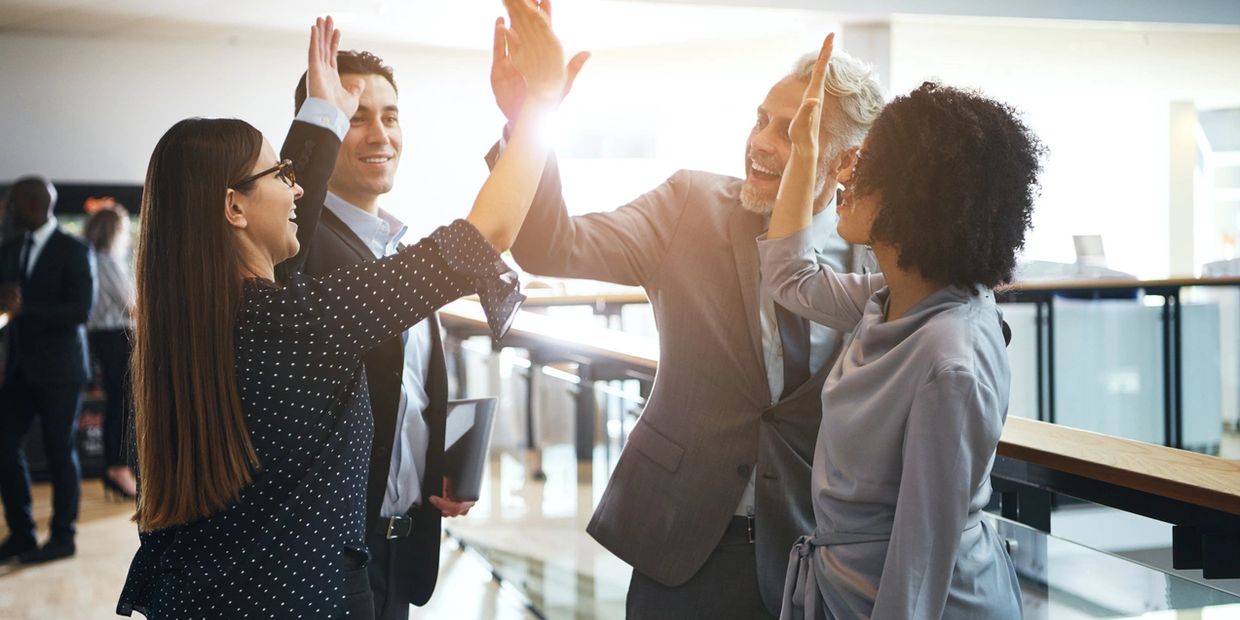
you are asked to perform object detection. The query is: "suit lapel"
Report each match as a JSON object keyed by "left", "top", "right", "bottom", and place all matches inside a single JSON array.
[
  {"left": 26, "top": 230, "right": 60, "bottom": 287},
  {"left": 729, "top": 207, "right": 767, "bottom": 380},
  {"left": 321, "top": 209, "right": 375, "bottom": 264}
]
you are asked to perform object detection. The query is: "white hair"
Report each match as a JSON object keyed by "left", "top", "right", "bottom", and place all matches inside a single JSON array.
[{"left": 789, "top": 49, "right": 886, "bottom": 159}]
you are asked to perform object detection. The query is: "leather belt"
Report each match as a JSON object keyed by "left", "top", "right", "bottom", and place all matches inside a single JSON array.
[{"left": 379, "top": 515, "right": 414, "bottom": 540}]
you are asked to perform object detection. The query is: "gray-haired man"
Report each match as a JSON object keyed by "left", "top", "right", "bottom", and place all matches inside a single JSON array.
[{"left": 489, "top": 41, "right": 884, "bottom": 617}]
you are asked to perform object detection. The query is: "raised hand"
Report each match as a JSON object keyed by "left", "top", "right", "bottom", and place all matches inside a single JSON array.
[
  {"left": 768, "top": 33, "right": 834, "bottom": 240},
  {"left": 497, "top": 0, "right": 571, "bottom": 111},
  {"left": 491, "top": 1, "right": 590, "bottom": 124},
  {"left": 307, "top": 16, "right": 364, "bottom": 119},
  {"left": 789, "top": 33, "right": 833, "bottom": 158}
]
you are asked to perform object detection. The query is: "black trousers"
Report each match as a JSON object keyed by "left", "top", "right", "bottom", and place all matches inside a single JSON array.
[
  {"left": 366, "top": 526, "right": 411, "bottom": 620},
  {"left": 626, "top": 517, "right": 777, "bottom": 620},
  {"left": 0, "top": 375, "right": 84, "bottom": 542},
  {"left": 88, "top": 329, "right": 133, "bottom": 468}
]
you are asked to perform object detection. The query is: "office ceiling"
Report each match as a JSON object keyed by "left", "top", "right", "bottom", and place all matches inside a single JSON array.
[
  {"left": 5, "top": 0, "right": 1236, "bottom": 52},
  {"left": 0, "top": 0, "right": 836, "bottom": 50}
]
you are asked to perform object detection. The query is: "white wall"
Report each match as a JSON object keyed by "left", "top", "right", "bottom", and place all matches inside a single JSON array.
[
  {"left": 887, "top": 18, "right": 1240, "bottom": 277},
  {"left": 0, "top": 25, "right": 836, "bottom": 240},
  {"left": 0, "top": 31, "right": 503, "bottom": 237}
]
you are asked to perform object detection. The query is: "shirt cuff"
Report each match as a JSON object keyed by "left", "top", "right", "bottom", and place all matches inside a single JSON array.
[
  {"left": 429, "top": 220, "right": 525, "bottom": 340},
  {"left": 295, "top": 97, "right": 350, "bottom": 141}
]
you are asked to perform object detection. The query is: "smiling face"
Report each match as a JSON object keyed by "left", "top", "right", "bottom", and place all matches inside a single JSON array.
[
  {"left": 328, "top": 73, "right": 401, "bottom": 209},
  {"left": 232, "top": 140, "right": 305, "bottom": 266},
  {"left": 740, "top": 76, "right": 830, "bottom": 215}
]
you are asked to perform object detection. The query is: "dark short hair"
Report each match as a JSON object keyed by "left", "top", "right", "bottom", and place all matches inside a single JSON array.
[
  {"left": 6, "top": 176, "right": 56, "bottom": 214},
  {"left": 852, "top": 81, "right": 1045, "bottom": 292},
  {"left": 294, "top": 50, "right": 397, "bottom": 114}
]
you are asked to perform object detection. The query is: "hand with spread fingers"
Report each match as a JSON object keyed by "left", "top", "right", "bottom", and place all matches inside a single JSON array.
[
  {"left": 499, "top": 0, "right": 568, "bottom": 109},
  {"left": 769, "top": 33, "right": 834, "bottom": 240},
  {"left": 491, "top": 0, "right": 590, "bottom": 124},
  {"left": 306, "top": 16, "right": 365, "bottom": 119}
]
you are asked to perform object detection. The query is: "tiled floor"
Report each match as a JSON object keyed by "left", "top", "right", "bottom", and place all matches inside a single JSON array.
[{"left": 2, "top": 430, "right": 1238, "bottom": 619}]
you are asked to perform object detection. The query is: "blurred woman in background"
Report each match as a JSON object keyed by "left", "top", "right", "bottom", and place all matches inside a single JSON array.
[{"left": 83, "top": 203, "right": 137, "bottom": 500}]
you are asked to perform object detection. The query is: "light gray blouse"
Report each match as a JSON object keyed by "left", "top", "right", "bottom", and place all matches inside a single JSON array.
[{"left": 758, "top": 229, "right": 1021, "bottom": 619}]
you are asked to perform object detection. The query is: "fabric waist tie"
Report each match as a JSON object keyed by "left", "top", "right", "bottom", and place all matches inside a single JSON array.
[{"left": 778, "top": 512, "right": 984, "bottom": 620}]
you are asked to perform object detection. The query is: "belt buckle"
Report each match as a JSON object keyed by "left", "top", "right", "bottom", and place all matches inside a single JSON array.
[
  {"left": 386, "top": 517, "right": 401, "bottom": 540},
  {"left": 746, "top": 515, "right": 755, "bottom": 544}
]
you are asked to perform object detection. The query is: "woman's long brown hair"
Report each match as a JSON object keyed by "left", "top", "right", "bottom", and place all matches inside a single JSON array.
[{"left": 133, "top": 118, "right": 263, "bottom": 531}]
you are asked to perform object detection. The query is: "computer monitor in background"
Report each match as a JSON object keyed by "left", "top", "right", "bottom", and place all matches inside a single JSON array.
[{"left": 1074, "top": 234, "right": 1107, "bottom": 268}]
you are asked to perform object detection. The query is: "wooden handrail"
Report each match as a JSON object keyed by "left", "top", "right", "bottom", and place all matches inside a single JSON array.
[
  {"left": 439, "top": 300, "right": 1240, "bottom": 516},
  {"left": 999, "top": 416, "right": 1240, "bottom": 516}
]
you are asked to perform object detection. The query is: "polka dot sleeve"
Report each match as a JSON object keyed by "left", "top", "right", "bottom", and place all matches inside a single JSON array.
[{"left": 261, "top": 219, "right": 524, "bottom": 356}]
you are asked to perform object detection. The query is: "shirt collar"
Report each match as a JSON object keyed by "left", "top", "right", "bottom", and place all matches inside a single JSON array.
[
  {"left": 29, "top": 215, "right": 58, "bottom": 246},
  {"left": 808, "top": 193, "right": 838, "bottom": 252},
  {"left": 324, "top": 192, "right": 408, "bottom": 253}
]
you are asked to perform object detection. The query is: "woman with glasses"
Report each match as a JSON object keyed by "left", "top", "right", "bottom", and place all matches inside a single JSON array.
[
  {"left": 762, "top": 37, "right": 1038, "bottom": 618},
  {"left": 117, "top": 3, "right": 566, "bottom": 617}
]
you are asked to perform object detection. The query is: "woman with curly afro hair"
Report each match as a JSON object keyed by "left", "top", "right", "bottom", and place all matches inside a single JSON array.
[{"left": 759, "top": 35, "right": 1042, "bottom": 619}]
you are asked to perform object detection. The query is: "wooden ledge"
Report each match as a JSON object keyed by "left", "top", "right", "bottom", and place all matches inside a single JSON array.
[{"left": 999, "top": 416, "right": 1240, "bottom": 516}]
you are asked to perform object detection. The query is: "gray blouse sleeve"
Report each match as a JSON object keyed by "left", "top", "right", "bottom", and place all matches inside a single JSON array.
[
  {"left": 756, "top": 228, "right": 884, "bottom": 333},
  {"left": 872, "top": 367, "right": 1005, "bottom": 619}
]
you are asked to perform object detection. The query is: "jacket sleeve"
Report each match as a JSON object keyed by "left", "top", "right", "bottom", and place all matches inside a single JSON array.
[
  {"left": 487, "top": 141, "right": 690, "bottom": 288},
  {"left": 871, "top": 368, "right": 1003, "bottom": 619},
  {"left": 275, "top": 118, "right": 343, "bottom": 281}
]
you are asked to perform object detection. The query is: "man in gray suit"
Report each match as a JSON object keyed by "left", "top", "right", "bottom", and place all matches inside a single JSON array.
[{"left": 489, "top": 36, "right": 884, "bottom": 618}]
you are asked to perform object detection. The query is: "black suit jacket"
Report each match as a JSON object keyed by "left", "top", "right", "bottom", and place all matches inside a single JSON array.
[
  {"left": 0, "top": 228, "right": 95, "bottom": 385},
  {"left": 275, "top": 138, "right": 447, "bottom": 607}
]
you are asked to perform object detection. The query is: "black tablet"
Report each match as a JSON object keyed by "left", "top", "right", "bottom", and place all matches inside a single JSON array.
[{"left": 443, "top": 397, "right": 498, "bottom": 502}]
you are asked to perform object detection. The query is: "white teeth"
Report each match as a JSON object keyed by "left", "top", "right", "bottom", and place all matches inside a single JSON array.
[
  {"left": 361, "top": 156, "right": 391, "bottom": 164},
  {"left": 751, "top": 161, "right": 781, "bottom": 177}
]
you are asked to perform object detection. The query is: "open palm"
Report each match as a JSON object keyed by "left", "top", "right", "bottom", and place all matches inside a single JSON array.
[
  {"left": 307, "top": 16, "right": 364, "bottom": 119},
  {"left": 491, "top": 0, "right": 590, "bottom": 124}
]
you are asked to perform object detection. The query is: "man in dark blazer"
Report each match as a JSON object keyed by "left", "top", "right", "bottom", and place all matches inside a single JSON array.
[
  {"left": 279, "top": 50, "right": 475, "bottom": 620},
  {"left": 0, "top": 176, "right": 95, "bottom": 564},
  {"left": 488, "top": 39, "right": 886, "bottom": 617}
]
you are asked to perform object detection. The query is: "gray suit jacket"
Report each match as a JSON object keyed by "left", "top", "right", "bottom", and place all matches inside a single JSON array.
[{"left": 502, "top": 150, "right": 868, "bottom": 613}]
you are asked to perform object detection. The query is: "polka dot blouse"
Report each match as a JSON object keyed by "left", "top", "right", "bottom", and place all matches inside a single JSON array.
[{"left": 117, "top": 220, "right": 523, "bottom": 619}]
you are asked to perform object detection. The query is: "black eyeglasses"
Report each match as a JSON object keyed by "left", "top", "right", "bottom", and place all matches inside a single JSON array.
[{"left": 231, "top": 159, "right": 296, "bottom": 190}]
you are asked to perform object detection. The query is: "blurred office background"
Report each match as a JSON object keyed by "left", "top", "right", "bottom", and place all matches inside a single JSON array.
[{"left": 3, "top": 1, "right": 1240, "bottom": 618}]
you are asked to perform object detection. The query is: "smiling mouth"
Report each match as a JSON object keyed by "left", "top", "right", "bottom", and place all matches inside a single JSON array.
[
  {"left": 748, "top": 160, "right": 782, "bottom": 180},
  {"left": 359, "top": 155, "right": 393, "bottom": 165}
]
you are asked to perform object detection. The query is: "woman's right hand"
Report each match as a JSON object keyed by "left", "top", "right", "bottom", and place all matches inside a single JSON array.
[
  {"left": 789, "top": 33, "right": 833, "bottom": 159},
  {"left": 500, "top": 0, "right": 567, "bottom": 106}
]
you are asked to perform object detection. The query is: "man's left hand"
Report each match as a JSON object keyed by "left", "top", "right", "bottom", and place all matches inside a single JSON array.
[{"left": 428, "top": 476, "right": 475, "bottom": 517}]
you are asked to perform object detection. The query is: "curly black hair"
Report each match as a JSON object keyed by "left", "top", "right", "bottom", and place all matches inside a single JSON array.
[{"left": 851, "top": 81, "right": 1045, "bottom": 292}]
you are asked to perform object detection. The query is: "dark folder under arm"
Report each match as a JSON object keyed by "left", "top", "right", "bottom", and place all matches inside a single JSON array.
[{"left": 443, "top": 397, "right": 498, "bottom": 502}]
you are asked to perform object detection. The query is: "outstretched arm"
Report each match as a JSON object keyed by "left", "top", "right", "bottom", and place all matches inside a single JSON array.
[
  {"left": 277, "top": 16, "right": 364, "bottom": 279},
  {"left": 758, "top": 34, "right": 882, "bottom": 331},
  {"left": 466, "top": 0, "right": 569, "bottom": 252}
]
